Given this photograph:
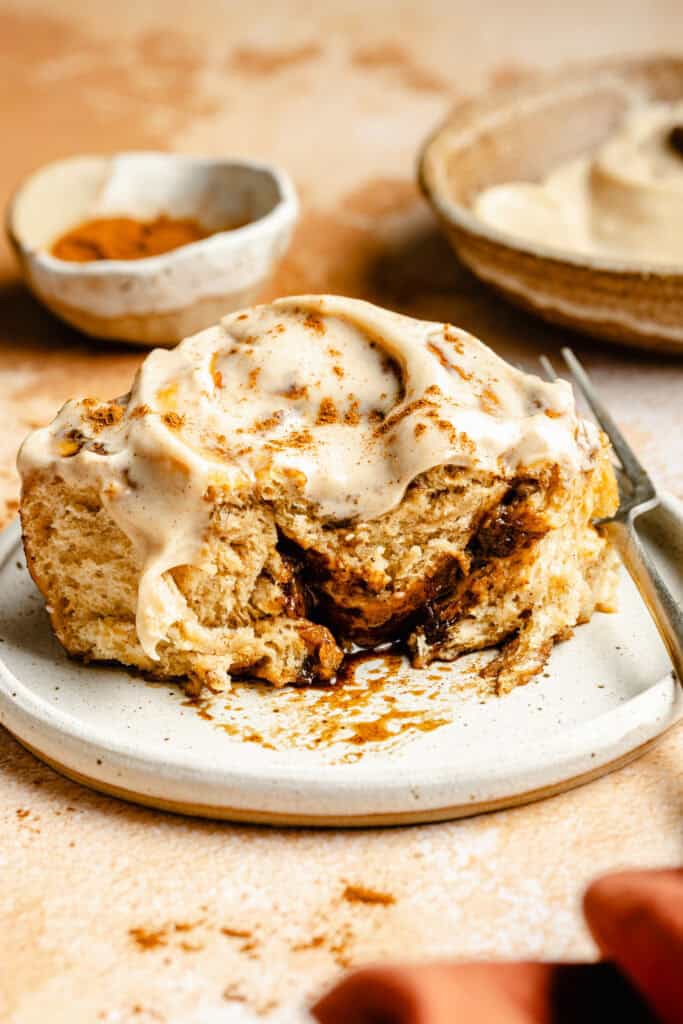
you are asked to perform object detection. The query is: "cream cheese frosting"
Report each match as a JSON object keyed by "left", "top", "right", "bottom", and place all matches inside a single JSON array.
[
  {"left": 18, "top": 295, "right": 597, "bottom": 659},
  {"left": 474, "top": 101, "right": 683, "bottom": 264}
]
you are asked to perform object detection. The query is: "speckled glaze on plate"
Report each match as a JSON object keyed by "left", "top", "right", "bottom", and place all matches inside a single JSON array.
[
  {"left": 1, "top": 496, "right": 682, "bottom": 826},
  {"left": 419, "top": 56, "right": 683, "bottom": 354}
]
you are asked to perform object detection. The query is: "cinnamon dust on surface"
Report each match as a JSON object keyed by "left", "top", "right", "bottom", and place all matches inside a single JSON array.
[{"left": 343, "top": 883, "right": 396, "bottom": 905}]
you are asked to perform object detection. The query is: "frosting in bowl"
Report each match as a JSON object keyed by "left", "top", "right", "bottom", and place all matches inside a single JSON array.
[
  {"left": 18, "top": 296, "right": 597, "bottom": 658},
  {"left": 474, "top": 101, "right": 683, "bottom": 264}
]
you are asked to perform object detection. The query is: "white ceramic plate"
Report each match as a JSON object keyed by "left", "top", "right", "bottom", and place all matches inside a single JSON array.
[{"left": 1, "top": 497, "right": 682, "bottom": 826}]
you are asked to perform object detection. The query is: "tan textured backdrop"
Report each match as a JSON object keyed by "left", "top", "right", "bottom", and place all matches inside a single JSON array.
[{"left": 1, "top": 2, "right": 683, "bottom": 1022}]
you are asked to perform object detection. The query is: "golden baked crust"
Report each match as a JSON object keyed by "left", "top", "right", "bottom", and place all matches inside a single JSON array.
[{"left": 20, "top": 447, "right": 618, "bottom": 695}]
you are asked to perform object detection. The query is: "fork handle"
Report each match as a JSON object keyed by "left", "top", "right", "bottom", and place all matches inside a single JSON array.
[{"left": 602, "top": 519, "right": 683, "bottom": 687}]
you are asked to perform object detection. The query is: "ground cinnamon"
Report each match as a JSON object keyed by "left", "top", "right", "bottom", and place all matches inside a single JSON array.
[{"left": 51, "top": 213, "right": 244, "bottom": 262}]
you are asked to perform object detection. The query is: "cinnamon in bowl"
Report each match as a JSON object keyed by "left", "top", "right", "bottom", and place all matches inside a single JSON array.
[
  {"left": 7, "top": 152, "right": 298, "bottom": 346},
  {"left": 50, "top": 214, "right": 217, "bottom": 263}
]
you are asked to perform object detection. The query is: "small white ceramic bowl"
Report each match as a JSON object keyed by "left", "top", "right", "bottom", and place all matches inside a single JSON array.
[{"left": 6, "top": 151, "right": 299, "bottom": 346}]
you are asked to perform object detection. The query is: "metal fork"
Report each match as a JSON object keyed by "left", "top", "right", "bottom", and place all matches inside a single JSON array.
[{"left": 539, "top": 347, "right": 683, "bottom": 686}]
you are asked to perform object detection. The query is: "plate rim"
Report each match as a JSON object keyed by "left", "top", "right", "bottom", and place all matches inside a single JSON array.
[{"left": 6, "top": 730, "right": 668, "bottom": 827}]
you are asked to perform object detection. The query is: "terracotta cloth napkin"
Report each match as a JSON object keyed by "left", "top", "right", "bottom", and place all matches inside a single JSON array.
[{"left": 313, "top": 868, "right": 683, "bottom": 1023}]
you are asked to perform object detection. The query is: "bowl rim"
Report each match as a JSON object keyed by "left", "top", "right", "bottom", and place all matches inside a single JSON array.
[
  {"left": 6, "top": 150, "right": 299, "bottom": 276},
  {"left": 418, "top": 53, "right": 683, "bottom": 280}
]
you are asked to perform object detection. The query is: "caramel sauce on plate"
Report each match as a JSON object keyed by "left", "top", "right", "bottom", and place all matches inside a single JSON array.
[{"left": 176, "top": 648, "right": 469, "bottom": 762}]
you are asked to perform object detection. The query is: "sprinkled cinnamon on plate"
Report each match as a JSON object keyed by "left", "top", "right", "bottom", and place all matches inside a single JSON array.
[
  {"left": 129, "top": 926, "right": 168, "bottom": 950},
  {"left": 343, "top": 884, "right": 396, "bottom": 905},
  {"left": 173, "top": 920, "right": 201, "bottom": 932},
  {"left": 221, "top": 926, "right": 253, "bottom": 938},
  {"left": 291, "top": 934, "right": 325, "bottom": 951}
]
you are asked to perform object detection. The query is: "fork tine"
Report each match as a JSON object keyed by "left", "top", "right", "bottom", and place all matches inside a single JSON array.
[
  {"left": 538, "top": 355, "right": 558, "bottom": 382},
  {"left": 560, "top": 347, "right": 648, "bottom": 484}
]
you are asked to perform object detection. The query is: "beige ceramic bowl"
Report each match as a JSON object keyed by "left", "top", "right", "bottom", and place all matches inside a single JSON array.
[
  {"left": 419, "top": 56, "right": 683, "bottom": 354},
  {"left": 6, "top": 152, "right": 298, "bottom": 346}
]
